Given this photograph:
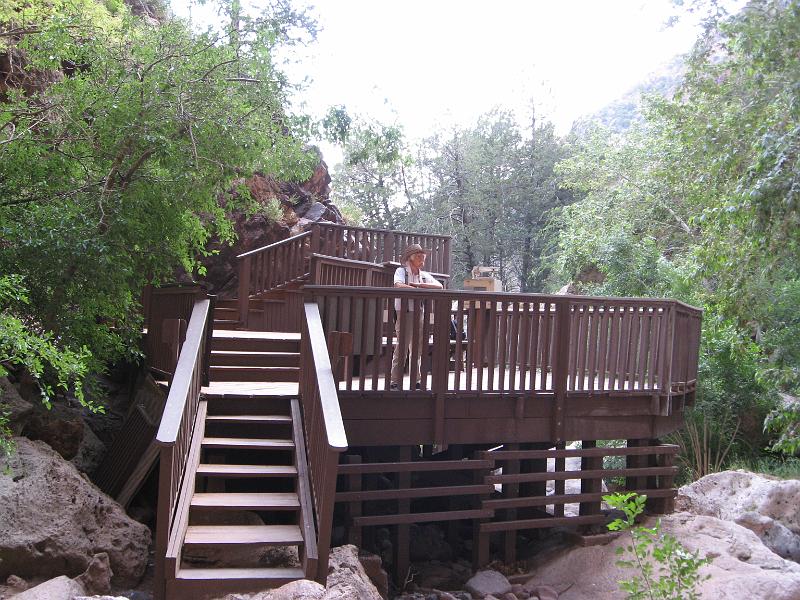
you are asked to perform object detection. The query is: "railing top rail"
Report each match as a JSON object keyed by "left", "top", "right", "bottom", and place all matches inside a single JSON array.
[
  {"left": 303, "top": 302, "right": 347, "bottom": 451},
  {"left": 155, "top": 297, "right": 210, "bottom": 446},
  {"left": 304, "top": 285, "right": 701, "bottom": 312},
  {"left": 310, "top": 253, "right": 395, "bottom": 269},
  {"left": 236, "top": 230, "right": 312, "bottom": 259},
  {"left": 314, "top": 221, "right": 452, "bottom": 241}
]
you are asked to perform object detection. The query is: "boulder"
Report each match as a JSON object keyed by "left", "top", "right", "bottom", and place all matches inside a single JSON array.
[
  {"left": 0, "top": 377, "right": 34, "bottom": 435},
  {"left": 70, "top": 422, "right": 107, "bottom": 475},
  {"left": 358, "top": 550, "right": 389, "bottom": 599},
  {"left": 199, "top": 160, "right": 342, "bottom": 296},
  {"left": 677, "top": 470, "right": 800, "bottom": 560},
  {"left": 74, "top": 553, "right": 113, "bottom": 595},
  {"left": 464, "top": 570, "right": 512, "bottom": 599},
  {"left": 322, "top": 544, "right": 384, "bottom": 600},
  {"left": 11, "top": 575, "right": 85, "bottom": 600},
  {"left": 520, "top": 512, "right": 800, "bottom": 599},
  {"left": 0, "top": 438, "right": 150, "bottom": 587}
]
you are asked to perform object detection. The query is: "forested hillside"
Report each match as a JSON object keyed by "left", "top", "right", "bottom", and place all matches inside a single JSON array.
[
  {"left": 0, "top": 0, "right": 316, "bottom": 421},
  {"left": 330, "top": 0, "right": 800, "bottom": 472},
  {"left": 1, "top": 0, "right": 798, "bottom": 473}
]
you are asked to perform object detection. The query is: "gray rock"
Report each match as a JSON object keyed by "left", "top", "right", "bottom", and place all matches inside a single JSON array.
[
  {"left": 75, "top": 553, "right": 112, "bottom": 596},
  {"left": 0, "top": 377, "right": 34, "bottom": 435},
  {"left": 70, "top": 423, "right": 106, "bottom": 475},
  {"left": 736, "top": 512, "right": 800, "bottom": 562},
  {"left": 465, "top": 570, "right": 512, "bottom": 599},
  {"left": 678, "top": 470, "right": 800, "bottom": 562},
  {"left": 322, "top": 544, "right": 383, "bottom": 600},
  {"left": 522, "top": 512, "right": 800, "bottom": 599},
  {"left": 12, "top": 575, "right": 85, "bottom": 600},
  {"left": 0, "top": 438, "right": 150, "bottom": 587}
]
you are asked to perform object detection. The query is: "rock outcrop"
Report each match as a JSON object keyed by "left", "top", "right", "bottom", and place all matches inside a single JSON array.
[
  {"left": 0, "top": 438, "right": 150, "bottom": 587},
  {"left": 200, "top": 160, "right": 344, "bottom": 295},
  {"left": 677, "top": 470, "right": 800, "bottom": 561},
  {"left": 520, "top": 511, "right": 800, "bottom": 599}
]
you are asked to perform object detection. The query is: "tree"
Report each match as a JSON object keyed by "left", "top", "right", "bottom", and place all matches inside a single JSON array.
[
  {"left": 0, "top": 0, "right": 317, "bottom": 385},
  {"left": 328, "top": 114, "right": 411, "bottom": 230}
]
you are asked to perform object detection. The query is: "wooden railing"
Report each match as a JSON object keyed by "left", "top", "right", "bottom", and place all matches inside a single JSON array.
[
  {"left": 299, "top": 302, "right": 348, "bottom": 583},
  {"left": 144, "top": 285, "right": 212, "bottom": 380},
  {"left": 237, "top": 230, "right": 312, "bottom": 325},
  {"left": 312, "top": 223, "right": 452, "bottom": 275},
  {"left": 307, "top": 285, "right": 701, "bottom": 404},
  {"left": 236, "top": 224, "right": 453, "bottom": 327},
  {"left": 153, "top": 297, "right": 212, "bottom": 600},
  {"left": 309, "top": 253, "right": 395, "bottom": 287}
]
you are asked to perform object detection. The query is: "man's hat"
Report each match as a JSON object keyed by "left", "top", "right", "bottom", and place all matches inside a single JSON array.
[{"left": 401, "top": 243, "right": 430, "bottom": 263}]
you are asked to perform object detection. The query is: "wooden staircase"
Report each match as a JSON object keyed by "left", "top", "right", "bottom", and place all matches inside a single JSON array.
[{"left": 163, "top": 304, "right": 314, "bottom": 599}]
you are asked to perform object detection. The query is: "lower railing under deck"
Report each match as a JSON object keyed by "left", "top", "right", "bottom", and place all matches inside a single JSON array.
[{"left": 335, "top": 441, "right": 679, "bottom": 579}]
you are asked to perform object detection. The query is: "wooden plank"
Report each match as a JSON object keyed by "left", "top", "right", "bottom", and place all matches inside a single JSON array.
[
  {"left": 484, "top": 488, "right": 677, "bottom": 510},
  {"left": 480, "top": 514, "right": 606, "bottom": 533},
  {"left": 338, "top": 459, "right": 493, "bottom": 474},
  {"left": 196, "top": 464, "right": 297, "bottom": 477},
  {"left": 336, "top": 484, "right": 494, "bottom": 503},
  {"left": 176, "top": 567, "right": 306, "bottom": 581},
  {"left": 354, "top": 508, "right": 493, "bottom": 527},
  {"left": 191, "top": 492, "right": 300, "bottom": 510},
  {"left": 486, "top": 465, "right": 678, "bottom": 485},
  {"left": 201, "top": 437, "right": 294, "bottom": 449},
  {"left": 480, "top": 444, "right": 679, "bottom": 460},
  {"left": 184, "top": 525, "right": 303, "bottom": 545}
]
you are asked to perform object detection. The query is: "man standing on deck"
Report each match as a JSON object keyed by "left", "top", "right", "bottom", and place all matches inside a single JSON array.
[{"left": 390, "top": 244, "right": 443, "bottom": 390}]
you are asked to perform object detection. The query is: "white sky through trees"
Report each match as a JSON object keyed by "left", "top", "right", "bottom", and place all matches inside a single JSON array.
[{"left": 172, "top": 1, "right": 735, "bottom": 163}]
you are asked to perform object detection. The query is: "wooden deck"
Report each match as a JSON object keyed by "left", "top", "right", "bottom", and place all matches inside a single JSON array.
[{"left": 143, "top": 223, "right": 702, "bottom": 599}]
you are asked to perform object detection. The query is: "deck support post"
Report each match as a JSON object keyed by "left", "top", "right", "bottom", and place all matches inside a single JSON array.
[
  {"left": 579, "top": 441, "right": 603, "bottom": 520},
  {"left": 625, "top": 439, "right": 647, "bottom": 493},
  {"left": 502, "top": 444, "right": 520, "bottom": 564},
  {"left": 553, "top": 442, "right": 566, "bottom": 518},
  {"left": 432, "top": 296, "right": 451, "bottom": 447},
  {"left": 345, "top": 454, "right": 363, "bottom": 548},
  {"left": 395, "top": 446, "right": 412, "bottom": 586},
  {"left": 551, "top": 300, "right": 572, "bottom": 443}
]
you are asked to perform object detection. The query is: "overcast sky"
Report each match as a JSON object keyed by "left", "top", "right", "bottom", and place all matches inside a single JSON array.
[{"left": 173, "top": 1, "right": 727, "bottom": 162}]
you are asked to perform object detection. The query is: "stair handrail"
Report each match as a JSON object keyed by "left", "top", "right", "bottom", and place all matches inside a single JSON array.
[
  {"left": 299, "top": 301, "right": 348, "bottom": 584},
  {"left": 152, "top": 296, "right": 212, "bottom": 600},
  {"left": 236, "top": 230, "right": 313, "bottom": 326}
]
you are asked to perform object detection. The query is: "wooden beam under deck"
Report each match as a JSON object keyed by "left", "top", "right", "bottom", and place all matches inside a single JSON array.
[{"left": 337, "top": 389, "right": 691, "bottom": 446}]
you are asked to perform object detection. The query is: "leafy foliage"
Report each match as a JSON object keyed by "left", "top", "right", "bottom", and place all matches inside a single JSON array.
[
  {"left": 551, "top": 0, "right": 800, "bottom": 464},
  {"left": 605, "top": 492, "right": 711, "bottom": 600},
  {"left": 1, "top": 0, "right": 316, "bottom": 383}
]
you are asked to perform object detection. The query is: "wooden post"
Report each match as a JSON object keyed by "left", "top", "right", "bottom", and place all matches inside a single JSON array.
[
  {"left": 311, "top": 224, "right": 321, "bottom": 256},
  {"left": 432, "top": 295, "right": 450, "bottom": 447},
  {"left": 345, "top": 454, "right": 363, "bottom": 547},
  {"left": 579, "top": 441, "right": 603, "bottom": 518},
  {"left": 384, "top": 231, "right": 396, "bottom": 263},
  {"left": 551, "top": 300, "right": 572, "bottom": 444},
  {"left": 238, "top": 255, "right": 251, "bottom": 328},
  {"left": 396, "top": 446, "right": 412, "bottom": 585},
  {"left": 153, "top": 447, "right": 173, "bottom": 600}
]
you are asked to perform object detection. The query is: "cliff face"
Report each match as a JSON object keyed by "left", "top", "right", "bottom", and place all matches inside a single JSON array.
[{"left": 199, "top": 157, "right": 346, "bottom": 295}]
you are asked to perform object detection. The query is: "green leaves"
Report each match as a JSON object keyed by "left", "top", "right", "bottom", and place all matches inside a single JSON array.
[
  {"left": 0, "top": 0, "right": 316, "bottom": 380},
  {"left": 604, "top": 492, "right": 711, "bottom": 600}
]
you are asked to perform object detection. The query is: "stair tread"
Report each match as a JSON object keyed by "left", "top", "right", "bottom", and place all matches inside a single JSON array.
[
  {"left": 191, "top": 492, "right": 299, "bottom": 510},
  {"left": 206, "top": 414, "right": 292, "bottom": 423},
  {"left": 213, "top": 330, "right": 300, "bottom": 340},
  {"left": 176, "top": 566, "right": 305, "bottom": 580},
  {"left": 211, "top": 350, "right": 300, "bottom": 356},
  {"left": 196, "top": 464, "right": 298, "bottom": 477},
  {"left": 184, "top": 524, "right": 303, "bottom": 545},
  {"left": 202, "top": 437, "right": 294, "bottom": 448},
  {"left": 210, "top": 366, "right": 299, "bottom": 371}
]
